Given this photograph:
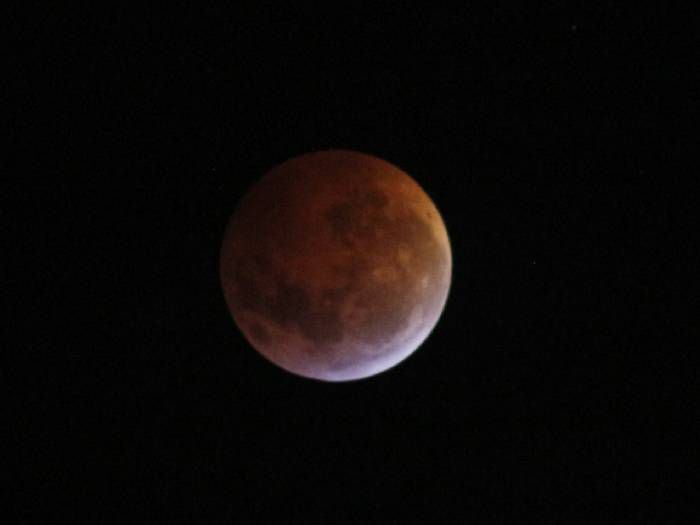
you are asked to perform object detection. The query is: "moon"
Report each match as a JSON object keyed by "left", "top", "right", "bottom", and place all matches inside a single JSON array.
[{"left": 219, "top": 150, "right": 452, "bottom": 381}]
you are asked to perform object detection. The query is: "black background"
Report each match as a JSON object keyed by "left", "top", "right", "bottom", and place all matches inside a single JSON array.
[{"left": 7, "top": 3, "right": 696, "bottom": 522}]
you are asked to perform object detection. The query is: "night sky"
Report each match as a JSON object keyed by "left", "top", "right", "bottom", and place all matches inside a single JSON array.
[{"left": 8, "top": 4, "right": 694, "bottom": 522}]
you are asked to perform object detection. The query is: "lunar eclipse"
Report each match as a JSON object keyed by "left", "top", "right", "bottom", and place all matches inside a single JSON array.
[{"left": 220, "top": 150, "right": 451, "bottom": 381}]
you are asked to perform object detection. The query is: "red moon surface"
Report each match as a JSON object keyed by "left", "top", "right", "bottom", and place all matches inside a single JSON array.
[{"left": 220, "top": 150, "right": 452, "bottom": 381}]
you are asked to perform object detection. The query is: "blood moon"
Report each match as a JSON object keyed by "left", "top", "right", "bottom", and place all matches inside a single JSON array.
[{"left": 219, "top": 150, "right": 451, "bottom": 381}]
